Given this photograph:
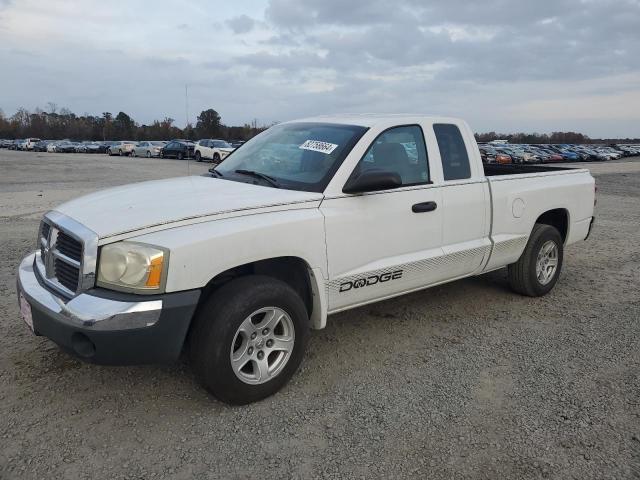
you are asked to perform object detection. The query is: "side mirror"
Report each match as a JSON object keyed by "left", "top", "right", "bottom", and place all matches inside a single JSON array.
[{"left": 342, "top": 168, "right": 402, "bottom": 194}]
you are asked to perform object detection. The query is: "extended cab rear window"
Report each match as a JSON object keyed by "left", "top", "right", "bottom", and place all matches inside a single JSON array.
[{"left": 433, "top": 124, "right": 471, "bottom": 181}]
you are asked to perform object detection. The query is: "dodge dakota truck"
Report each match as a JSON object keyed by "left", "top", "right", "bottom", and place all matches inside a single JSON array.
[{"left": 17, "top": 114, "right": 596, "bottom": 404}]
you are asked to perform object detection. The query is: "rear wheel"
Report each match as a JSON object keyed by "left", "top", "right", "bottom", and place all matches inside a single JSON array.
[
  {"left": 195, "top": 151, "right": 201, "bottom": 162},
  {"left": 107, "top": 149, "right": 112, "bottom": 156},
  {"left": 131, "top": 150, "right": 136, "bottom": 157},
  {"left": 118, "top": 149, "right": 123, "bottom": 156},
  {"left": 177, "top": 151, "right": 184, "bottom": 160},
  {"left": 508, "top": 224, "right": 563, "bottom": 297},
  {"left": 146, "top": 151, "right": 151, "bottom": 158},
  {"left": 189, "top": 275, "right": 310, "bottom": 405}
]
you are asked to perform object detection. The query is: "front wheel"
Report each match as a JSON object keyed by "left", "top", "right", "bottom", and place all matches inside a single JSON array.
[
  {"left": 118, "top": 149, "right": 123, "bottom": 156},
  {"left": 189, "top": 275, "right": 310, "bottom": 405},
  {"left": 146, "top": 151, "right": 151, "bottom": 158},
  {"left": 107, "top": 149, "right": 112, "bottom": 156},
  {"left": 213, "top": 153, "right": 221, "bottom": 164},
  {"left": 508, "top": 224, "right": 564, "bottom": 296}
]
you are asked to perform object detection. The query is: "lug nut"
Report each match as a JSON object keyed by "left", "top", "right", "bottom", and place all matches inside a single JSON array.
[
  {"left": 250, "top": 332, "right": 257, "bottom": 340},
  {"left": 266, "top": 339, "right": 274, "bottom": 348},
  {"left": 248, "top": 347, "right": 254, "bottom": 355},
  {"left": 257, "top": 351, "right": 265, "bottom": 360},
  {"left": 262, "top": 328, "right": 269, "bottom": 335}
]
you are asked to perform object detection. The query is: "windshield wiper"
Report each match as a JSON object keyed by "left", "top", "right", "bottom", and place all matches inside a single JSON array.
[
  {"left": 234, "top": 169, "right": 280, "bottom": 188},
  {"left": 209, "top": 167, "right": 224, "bottom": 177}
]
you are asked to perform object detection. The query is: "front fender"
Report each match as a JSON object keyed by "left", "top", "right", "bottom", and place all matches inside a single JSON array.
[{"left": 127, "top": 208, "right": 328, "bottom": 294}]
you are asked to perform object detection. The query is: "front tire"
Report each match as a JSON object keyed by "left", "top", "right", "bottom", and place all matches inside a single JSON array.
[
  {"left": 118, "top": 149, "right": 123, "bottom": 156},
  {"left": 508, "top": 224, "right": 564, "bottom": 297},
  {"left": 146, "top": 151, "right": 151, "bottom": 158},
  {"left": 107, "top": 149, "right": 112, "bottom": 156},
  {"left": 213, "top": 153, "right": 221, "bottom": 164},
  {"left": 189, "top": 275, "right": 310, "bottom": 405}
]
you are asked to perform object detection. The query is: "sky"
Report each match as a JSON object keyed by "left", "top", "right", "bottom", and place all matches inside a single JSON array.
[{"left": 0, "top": 0, "right": 639, "bottom": 137}]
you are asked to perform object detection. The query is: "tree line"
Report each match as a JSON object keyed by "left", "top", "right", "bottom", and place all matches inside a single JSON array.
[
  {"left": 1, "top": 105, "right": 637, "bottom": 144},
  {"left": 474, "top": 131, "right": 640, "bottom": 144},
  {"left": 0, "top": 105, "right": 268, "bottom": 141}
]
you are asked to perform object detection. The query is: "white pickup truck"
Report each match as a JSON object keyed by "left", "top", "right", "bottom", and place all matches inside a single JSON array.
[{"left": 17, "top": 114, "right": 596, "bottom": 404}]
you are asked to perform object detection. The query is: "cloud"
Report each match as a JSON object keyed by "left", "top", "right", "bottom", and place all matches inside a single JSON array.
[
  {"left": 226, "top": 14, "right": 256, "bottom": 34},
  {"left": 0, "top": 0, "right": 638, "bottom": 137}
]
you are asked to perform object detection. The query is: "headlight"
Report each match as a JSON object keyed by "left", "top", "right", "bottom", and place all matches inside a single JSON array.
[{"left": 97, "top": 242, "right": 168, "bottom": 293}]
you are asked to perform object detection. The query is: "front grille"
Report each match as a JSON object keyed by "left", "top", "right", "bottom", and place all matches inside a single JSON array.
[
  {"left": 39, "top": 219, "right": 85, "bottom": 295},
  {"left": 54, "top": 258, "right": 80, "bottom": 291},
  {"left": 56, "top": 231, "right": 82, "bottom": 261}
]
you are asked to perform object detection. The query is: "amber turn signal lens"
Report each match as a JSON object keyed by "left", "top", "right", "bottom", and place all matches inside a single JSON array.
[{"left": 145, "top": 253, "right": 164, "bottom": 288}]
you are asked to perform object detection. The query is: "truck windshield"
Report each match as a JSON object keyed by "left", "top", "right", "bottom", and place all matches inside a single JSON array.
[{"left": 215, "top": 122, "right": 368, "bottom": 192}]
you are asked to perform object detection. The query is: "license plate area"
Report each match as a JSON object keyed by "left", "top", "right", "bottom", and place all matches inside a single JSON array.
[{"left": 19, "top": 292, "right": 34, "bottom": 333}]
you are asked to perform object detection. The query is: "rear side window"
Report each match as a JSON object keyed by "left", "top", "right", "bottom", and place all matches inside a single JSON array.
[{"left": 433, "top": 124, "right": 471, "bottom": 181}]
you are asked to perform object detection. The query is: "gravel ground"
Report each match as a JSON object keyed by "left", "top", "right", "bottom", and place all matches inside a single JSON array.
[{"left": 1, "top": 150, "right": 639, "bottom": 479}]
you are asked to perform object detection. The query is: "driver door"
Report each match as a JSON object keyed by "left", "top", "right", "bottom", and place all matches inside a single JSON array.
[{"left": 320, "top": 124, "right": 444, "bottom": 312}]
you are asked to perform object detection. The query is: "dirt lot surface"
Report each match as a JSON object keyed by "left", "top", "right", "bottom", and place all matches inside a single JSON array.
[{"left": 1, "top": 150, "right": 639, "bottom": 479}]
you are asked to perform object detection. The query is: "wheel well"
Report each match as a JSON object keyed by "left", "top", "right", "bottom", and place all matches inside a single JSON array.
[
  {"left": 199, "top": 257, "right": 314, "bottom": 317},
  {"left": 536, "top": 209, "right": 568, "bottom": 242}
]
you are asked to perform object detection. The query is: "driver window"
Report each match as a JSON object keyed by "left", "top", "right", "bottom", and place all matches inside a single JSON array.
[{"left": 353, "top": 125, "right": 429, "bottom": 186}]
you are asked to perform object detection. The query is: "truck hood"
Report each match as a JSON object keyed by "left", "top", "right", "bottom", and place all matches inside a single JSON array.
[{"left": 54, "top": 176, "right": 323, "bottom": 239}]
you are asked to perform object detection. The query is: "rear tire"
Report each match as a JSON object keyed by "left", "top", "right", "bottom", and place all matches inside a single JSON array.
[
  {"left": 508, "top": 224, "right": 563, "bottom": 297},
  {"left": 146, "top": 151, "right": 151, "bottom": 158},
  {"left": 118, "top": 149, "right": 123, "bottom": 156},
  {"left": 189, "top": 275, "right": 310, "bottom": 405},
  {"left": 177, "top": 152, "right": 184, "bottom": 160},
  {"left": 195, "top": 151, "right": 201, "bottom": 162},
  {"left": 107, "top": 149, "right": 112, "bottom": 156}
]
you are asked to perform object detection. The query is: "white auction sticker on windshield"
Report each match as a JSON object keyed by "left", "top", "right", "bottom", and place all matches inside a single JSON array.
[{"left": 299, "top": 140, "right": 338, "bottom": 155}]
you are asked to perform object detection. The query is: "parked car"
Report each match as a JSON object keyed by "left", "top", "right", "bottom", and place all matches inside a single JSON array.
[
  {"left": 106, "top": 141, "right": 136, "bottom": 156},
  {"left": 131, "top": 141, "right": 166, "bottom": 158},
  {"left": 32, "top": 140, "right": 51, "bottom": 152},
  {"left": 75, "top": 142, "right": 90, "bottom": 153},
  {"left": 17, "top": 114, "right": 596, "bottom": 405},
  {"left": 22, "top": 138, "right": 41, "bottom": 150},
  {"left": 547, "top": 146, "right": 580, "bottom": 161},
  {"left": 194, "top": 139, "right": 235, "bottom": 163},
  {"left": 479, "top": 146, "right": 511, "bottom": 164},
  {"left": 83, "top": 142, "right": 105, "bottom": 154},
  {"left": 55, "top": 141, "right": 79, "bottom": 153},
  {"left": 160, "top": 140, "right": 195, "bottom": 159}
]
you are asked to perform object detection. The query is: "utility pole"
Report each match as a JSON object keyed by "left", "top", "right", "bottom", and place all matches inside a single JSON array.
[{"left": 185, "top": 84, "right": 189, "bottom": 134}]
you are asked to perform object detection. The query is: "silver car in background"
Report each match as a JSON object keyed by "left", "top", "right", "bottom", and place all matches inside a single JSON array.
[
  {"left": 131, "top": 141, "right": 167, "bottom": 158},
  {"left": 106, "top": 141, "right": 136, "bottom": 156}
]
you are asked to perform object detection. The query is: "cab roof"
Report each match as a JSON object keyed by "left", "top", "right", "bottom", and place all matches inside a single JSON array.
[{"left": 287, "top": 113, "right": 464, "bottom": 128}]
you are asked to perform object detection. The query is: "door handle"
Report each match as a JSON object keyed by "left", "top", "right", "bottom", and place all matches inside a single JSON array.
[{"left": 412, "top": 201, "right": 438, "bottom": 213}]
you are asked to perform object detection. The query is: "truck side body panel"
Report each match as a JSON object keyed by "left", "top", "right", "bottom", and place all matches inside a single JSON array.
[{"left": 483, "top": 170, "right": 595, "bottom": 272}]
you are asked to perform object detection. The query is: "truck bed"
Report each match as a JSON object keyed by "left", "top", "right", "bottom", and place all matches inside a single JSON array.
[{"left": 483, "top": 163, "right": 576, "bottom": 176}]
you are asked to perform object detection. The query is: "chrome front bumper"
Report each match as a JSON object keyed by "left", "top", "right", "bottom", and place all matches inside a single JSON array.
[
  {"left": 17, "top": 252, "right": 200, "bottom": 365},
  {"left": 19, "top": 252, "right": 162, "bottom": 331}
]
